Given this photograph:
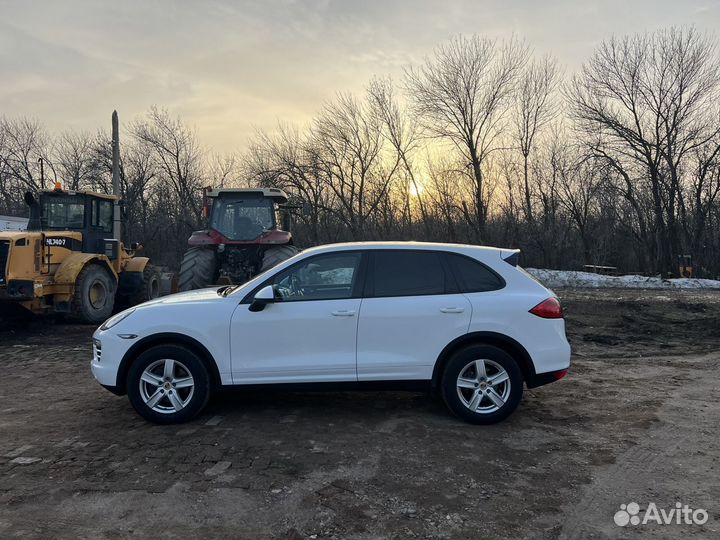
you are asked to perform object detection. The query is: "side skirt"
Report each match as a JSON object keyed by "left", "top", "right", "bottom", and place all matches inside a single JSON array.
[{"left": 219, "top": 380, "right": 432, "bottom": 394}]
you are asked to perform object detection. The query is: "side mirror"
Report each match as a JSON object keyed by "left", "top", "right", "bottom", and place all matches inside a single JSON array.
[{"left": 249, "top": 285, "right": 276, "bottom": 312}]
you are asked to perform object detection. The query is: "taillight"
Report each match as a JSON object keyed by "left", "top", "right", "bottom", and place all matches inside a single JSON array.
[{"left": 529, "top": 297, "right": 564, "bottom": 319}]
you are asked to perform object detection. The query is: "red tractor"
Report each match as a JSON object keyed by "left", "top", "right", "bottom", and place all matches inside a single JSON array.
[{"left": 178, "top": 187, "right": 299, "bottom": 291}]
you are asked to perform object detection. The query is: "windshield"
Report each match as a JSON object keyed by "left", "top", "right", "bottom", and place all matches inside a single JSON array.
[
  {"left": 42, "top": 195, "right": 85, "bottom": 229},
  {"left": 209, "top": 196, "right": 276, "bottom": 240}
]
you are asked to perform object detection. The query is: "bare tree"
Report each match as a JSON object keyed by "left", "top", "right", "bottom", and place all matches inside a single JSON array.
[
  {"left": 309, "top": 92, "right": 400, "bottom": 239},
  {"left": 207, "top": 152, "right": 244, "bottom": 188},
  {"left": 514, "top": 55, "right": 561, "bottom": 222},
  {"left": 0, "top": 117, "right": 54, "bottom": 192},
  {"left": 569, "top": 27, "right": 720, "bottom": 273},
  {"left": 368, "top": 76, "right": 430, "bottom": 237},
  {"left": 53, "top": 130, "right": 96, "bottom": 190},
  {"left": 405, "top": 35, "right": 528, "bottom": 239},
  {"left": 130, "top": 106, "right": 205, "bottom": 228}
]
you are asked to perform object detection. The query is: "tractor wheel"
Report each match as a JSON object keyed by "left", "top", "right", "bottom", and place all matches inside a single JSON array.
[
  {"left": 73, "top": 264, "right": 116, "bottom": 324},
  {"left": 178, "top": 247, "right": 217, "bottom": 291},
  {"left": 128, "top": 264, "right": 162, "bottom": 305},
  {"left": 260, "top": 245, "right": 299, "bottom": 272}
]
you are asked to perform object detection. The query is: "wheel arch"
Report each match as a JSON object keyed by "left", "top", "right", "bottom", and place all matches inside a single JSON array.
[
  {"left": 431, "top": 332, "right": 535, "bottom": 389},
  {"left": 55, "top": 253, "right": 117, "bottom": 284},
  {"left": 115, "top": 332, "right": 222, "bottom": 394},
  {"left": 122, "top": 256, "right": 150, "bottom": 273}
]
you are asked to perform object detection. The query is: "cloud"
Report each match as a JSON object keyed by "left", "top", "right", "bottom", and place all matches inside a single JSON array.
[{"left": 0, "top": 0, "right": 718, "bottom": 152}]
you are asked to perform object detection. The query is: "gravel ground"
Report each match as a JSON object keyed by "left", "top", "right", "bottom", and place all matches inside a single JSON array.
[{"left": 0, "top": 289, "right": 719, "bottom": 539}]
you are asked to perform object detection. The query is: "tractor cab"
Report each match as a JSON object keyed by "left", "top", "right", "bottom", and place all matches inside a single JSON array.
[
  {"left": 203, "top": 188, "right": 290, "bottom": 241},
  {"left": 27, "top": 186, "right": 120, "bottom": 260},
  {"left": 179, "top": 187, "right": 299, "bottom": 290},
  {"left": 207, "top": 189, "right": 286, "bottom": 241}
]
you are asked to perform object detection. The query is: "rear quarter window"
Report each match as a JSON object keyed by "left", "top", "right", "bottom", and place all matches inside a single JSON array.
[{"left": 445, "top": 253, "right": 505, "bottom": 292}]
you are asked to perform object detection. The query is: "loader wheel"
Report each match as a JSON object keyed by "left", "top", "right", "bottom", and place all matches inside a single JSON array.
[
  {"left": 178, "top": 247, "right": 217, "bottom": 291},
  {"left": 128, "top": 264, "right": 162, "bottom": 305},
  {"left": 73, "top": 264, "right": 116, "bottom": 324},
  {"left": 260, "top": 245, "right": 299, "bottom": 272}
]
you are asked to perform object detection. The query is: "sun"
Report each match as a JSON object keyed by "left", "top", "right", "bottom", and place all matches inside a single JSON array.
[{"left": 409, "top": 181, "right": 424, "bottom": 197}]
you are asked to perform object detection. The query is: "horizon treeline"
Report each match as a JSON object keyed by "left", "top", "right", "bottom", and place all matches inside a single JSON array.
[{"left": 1, "top": 27, "right": 719, "bottom": 277}]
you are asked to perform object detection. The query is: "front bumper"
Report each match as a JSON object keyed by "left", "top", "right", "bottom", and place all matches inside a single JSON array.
[
  {"left": 0, "top": 280, "right": 35, "bottom": 301},
  {"left": 90, "top": 357, "right": 122, "bottom": 389},
  {"left": 90, "top": 330, "right": 134, "bottom": 394}
]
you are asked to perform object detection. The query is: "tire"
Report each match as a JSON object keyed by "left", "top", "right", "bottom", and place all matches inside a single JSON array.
[
  {"left": 126, "top": 345, "right": 211, "bottom": 424},
  {"left": 178, "top": 247, "right": 217, "bottom": 291},
  {"left": 126, "top": 264, "right": 162, "bottom": 306},
  {"left": 441, "top": 344, "right": 523, "bottom": 425},
  {"left": 260, "top": 245, "right": 299, "bottom": 272},
  {"left": 73, "top": 264, "right": 116, "bottom": 324}
]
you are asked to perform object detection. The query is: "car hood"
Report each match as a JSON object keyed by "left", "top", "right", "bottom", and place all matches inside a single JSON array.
[{"left": 136, "top": 287, "right": 226, "bottom": 309}]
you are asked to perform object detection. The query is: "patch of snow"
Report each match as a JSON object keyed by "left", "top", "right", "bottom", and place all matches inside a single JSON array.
[{"left": 525, "top": 268, "right": 720, "bottom": 290}]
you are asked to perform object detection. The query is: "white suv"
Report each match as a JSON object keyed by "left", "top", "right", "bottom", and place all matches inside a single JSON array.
[{"left": 91, "top": 242, "right": 570, "bottom": 424}]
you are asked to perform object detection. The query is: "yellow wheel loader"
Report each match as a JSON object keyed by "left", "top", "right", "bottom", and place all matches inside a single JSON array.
[{"left": 0, "top": 185, "right": 162, "bottom": 324}]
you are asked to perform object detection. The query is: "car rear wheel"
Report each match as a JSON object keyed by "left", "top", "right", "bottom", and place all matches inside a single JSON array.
[
  {"left": 441, "top": 345, "right": 523, "bottom": 424},
  {"left": 127, "top": 345, "right": 211, "bottom": 424}
]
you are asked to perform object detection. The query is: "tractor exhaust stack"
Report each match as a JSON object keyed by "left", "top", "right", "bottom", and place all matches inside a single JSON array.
[{"left": 111, "top": 110, "right": 121, "bottom": 241}]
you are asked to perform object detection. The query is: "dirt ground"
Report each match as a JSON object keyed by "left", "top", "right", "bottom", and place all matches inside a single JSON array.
[{"left": 0, "top": 289, "right": 719, "bottom": 539}]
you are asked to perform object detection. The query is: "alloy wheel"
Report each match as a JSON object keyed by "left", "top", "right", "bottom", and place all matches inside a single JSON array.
[
  {"left": 139, "top": 359, "right": 195, "bottom": 414},
  {"left": 456, "top": 358, "right": 512, "bottom": 414}
]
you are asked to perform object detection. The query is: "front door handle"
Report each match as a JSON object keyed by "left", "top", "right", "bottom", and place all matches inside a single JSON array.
[
  {"left": 440, "top": 307, "right": 465, "bottom": 313},
  {"left": 331, "top": 310, "right": 356, "bottom": 317}
]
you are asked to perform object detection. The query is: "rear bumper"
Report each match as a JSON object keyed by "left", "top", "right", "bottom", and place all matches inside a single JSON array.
[{"left": 526, "top": 368, "right": 569, "bottom": 389}]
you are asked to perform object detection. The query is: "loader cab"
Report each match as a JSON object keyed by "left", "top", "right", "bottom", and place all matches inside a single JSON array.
[{"left": 36, "top": 190, "right": 119, "bottom": 259}]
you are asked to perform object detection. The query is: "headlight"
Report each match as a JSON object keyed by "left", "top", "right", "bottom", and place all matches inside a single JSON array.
[{"left": 100, "top": 308, "right": 136, "bottom": 331}]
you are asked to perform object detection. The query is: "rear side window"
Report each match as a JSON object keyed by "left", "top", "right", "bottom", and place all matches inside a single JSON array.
[
  {"left": 370, "top": 251, "right": 448, "bottom": 297},
  {"left": 445, "top": 253, "right": 504, "bottom": 292}
]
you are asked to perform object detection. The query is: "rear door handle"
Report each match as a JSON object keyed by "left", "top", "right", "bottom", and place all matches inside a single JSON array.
[
  {"left": 440, "top": 307, "right": 465, "bottom": 313},
  {"left": 331, "top": 310, "right": 356, "bottom": 317}
]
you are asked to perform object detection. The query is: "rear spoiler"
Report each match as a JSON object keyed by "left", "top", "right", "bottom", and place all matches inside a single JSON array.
[{"left": 500, "top": 249, "right": 520, "bottom": 267}]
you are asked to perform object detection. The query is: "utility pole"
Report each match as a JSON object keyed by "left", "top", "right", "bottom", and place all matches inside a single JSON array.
[
  {"left": 111, "top": 110, "right": 121, "bottom": 241},
  {"left": 38, "top": 157, "right": 44, "bottom": 189}
]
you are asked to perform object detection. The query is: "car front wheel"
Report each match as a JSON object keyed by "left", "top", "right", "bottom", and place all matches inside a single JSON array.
[
  {"left": 441, "top": 344, "right": 523, "bottom": 424},
  {"left": 127, "top": 345, "right": 211, "bottom": 424}
]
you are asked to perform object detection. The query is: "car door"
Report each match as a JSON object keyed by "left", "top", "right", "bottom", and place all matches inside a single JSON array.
[
  {"left": 230, "top": 251, "right": 365, "bottom": 384},
  {"left": 356, "top": 250, "right": 471, "bottom": 381},
  {"left": 442, "top": 251, "right": 508, "bottom": 333}
]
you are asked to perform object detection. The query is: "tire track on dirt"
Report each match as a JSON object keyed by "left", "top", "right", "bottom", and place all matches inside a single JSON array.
[{"left": 558, "top": 357, "right": 719, "bottom": 540}]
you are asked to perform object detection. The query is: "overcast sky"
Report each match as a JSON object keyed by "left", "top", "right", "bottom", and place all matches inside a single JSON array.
[{"left": 1, "top": 0, "right": 719, "bottom": 152}]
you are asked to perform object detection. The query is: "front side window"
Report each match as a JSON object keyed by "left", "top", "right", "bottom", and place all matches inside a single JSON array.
[
  {"left": 42, "top": 196, "right": 85, "bottom": 229},
  {"left": 271, "top": 252, "right": 361, "bottom": 302},
  {"left": 210, "top": 197, "right": 276, "bottom": 240},
  {"left": 371, "top": 251, "right": 448, "bottom": 297}
]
